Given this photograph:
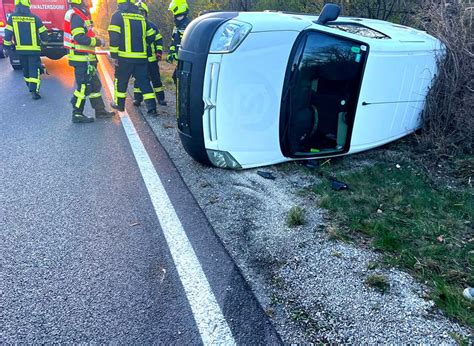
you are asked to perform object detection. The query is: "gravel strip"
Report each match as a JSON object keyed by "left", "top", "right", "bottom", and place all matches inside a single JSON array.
[{"left": 130, "top": 83, "right": 471, "bottom": 343}]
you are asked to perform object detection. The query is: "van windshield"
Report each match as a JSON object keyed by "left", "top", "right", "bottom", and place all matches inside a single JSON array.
[{"left": 280, "top": 31, "right": 367, "bottom": 157}]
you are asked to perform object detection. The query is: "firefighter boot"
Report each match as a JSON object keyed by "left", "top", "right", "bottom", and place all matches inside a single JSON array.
[
  {"left": 147, "top": 109, "right": 158, "bottom": 116},
  {"left": 110, "top": 102, "right": 124, "bottom": 112},
  {"left": 31, "top": 91, "right": 41, "bottom": 100},
  {"left": 95, "top": 109, "right": 115, "bottom": 118},
  {"left": 72, "top": 111, "right": 95, "bottom": 123}
]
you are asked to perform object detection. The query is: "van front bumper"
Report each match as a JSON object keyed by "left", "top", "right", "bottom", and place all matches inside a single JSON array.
[{"left": 176, "top": 12, "right": 237, "bottom": 166}]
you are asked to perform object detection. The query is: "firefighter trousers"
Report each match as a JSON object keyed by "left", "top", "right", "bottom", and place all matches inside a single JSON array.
[
  {"left": 114, "top": 61, "right": 156, "bottom": 112},
  {"left": 71, "top": 62, "right": 106, "bottom": 114},
  {"left": 133, "top": 61, "right": 165, "bottom": 103},
  {"left": 19, "top": 55, "right": 42, "bottom": 93}
]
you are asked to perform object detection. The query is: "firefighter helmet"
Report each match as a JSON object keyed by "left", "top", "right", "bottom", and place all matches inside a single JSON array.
[
  {"left": 137, "top": 1, "right": 149, "bottom": 16},
  {"left": 168, "top": 0, "right": 188, "bottom": 16},
  {"left": 14, "top": 0, "right": 31, "bottom": 7}
]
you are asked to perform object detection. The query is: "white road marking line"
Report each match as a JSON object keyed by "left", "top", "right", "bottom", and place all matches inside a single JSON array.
[{"left": 98, "top": 56, "right": 235, "bottom": 345}]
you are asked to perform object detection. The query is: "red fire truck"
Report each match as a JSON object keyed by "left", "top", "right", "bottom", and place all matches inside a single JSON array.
[{"left": 0, "top": 0, "right": 67, "bottom": 69}]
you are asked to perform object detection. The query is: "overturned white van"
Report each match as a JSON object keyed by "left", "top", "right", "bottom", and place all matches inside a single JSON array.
[{"left": 176, "top": 4, "right": 443, "bottom": 169}]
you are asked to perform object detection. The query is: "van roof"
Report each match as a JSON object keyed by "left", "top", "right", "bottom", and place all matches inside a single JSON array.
[{"left": 236, "top": 11, "right": 439, "bottom": 48}]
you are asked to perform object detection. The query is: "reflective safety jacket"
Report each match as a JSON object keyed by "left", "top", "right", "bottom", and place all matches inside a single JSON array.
[
  {"left": 64, "top": 5, "right": 99, "bottom": 65},
  {"left": 3, "top": 5, "right": 48, "bottom": 55},
  {"left": 169, "top": 15, "right": 190, "bottom": 59},
  {"left": 108, "top": 3, "right": 155, "bottom": 64},
  {"left": 147, "top": 21, "right": 163, "bottom": 63}
]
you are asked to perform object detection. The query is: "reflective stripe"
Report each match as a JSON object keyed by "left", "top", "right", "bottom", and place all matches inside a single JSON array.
[
  {"left": 5, "top": 24, "right": 13, "bottom": 31},
  {"left": 123, "top": 17, "right": 132, "bottom": 55},
  {"left": 110, "top": 46, "right": 119, "bottom": 53},
  {"left": 118, "top": 51, "right": 147, "bottom": 59},
  {"left": 71, "top": 27, "right": 85, "bottom": 37},
  {"left": 170, "top": 46, "right": 176, "bottom": 52},
  {"left": 134, "top": 88, "right": 141, "bottom": 93},
  {"left": 12, "top": 16, "right": 40, "bottom": 51},
  {"left": 143, "top": 93, "right": 155, "bottom": 100},
  {"left": 89, "top": 92, "right": 101, "bottom": 98},
  {"left": 116, "top": 92, "right": 127, "bottom": 98},
  {"left": 146, "top": 28, "right": 155, "bottom": 36},
  {"left": 38, "top": 25, "right": 47, "bottom": 34},
  {"left": 16, "top": 45, "right": 41, "bottom": 51},
  {"left": 148, "top": 56, "right": 157, "bottom": 62},
  {"left": 121, "top": 13, "right": 143, "bottom": 20},
  {"left": 108, "top": 24, "right": 121, "bottom": 33},
  {"left": 4, "top": 40, "right": 12, "bottom": 46},
  {"left": 156, "top": 33, "right": 162, "bottom": 40},
  {"left": 141, "top": 20, "right": 147, "bottom": 57},
  {"left": 74, "top": 84, "right": 87, "bottom": 108},
  {"left": 155, "top": 45, "right": 163, "bottom": 51},
  {"left": 12, "top": 21, "right": 21, "bottom": 46},
  {"left": 154, "top": 86, "right": 164, "bottom": 93},
  {"left": 120, "top": 12, "right": 147, "bottom": 60},
  {"left": 74, "top": 44, "right": 95, "bottom": 52},
  {"left": 35, "top": 68, "right": 41, "bottom": 92},
  {"left": 31, "top": 22, "right": 37, "bottom": 47},
  {"left": 90, "top": 38, "right": 97, "bottom": 46}
]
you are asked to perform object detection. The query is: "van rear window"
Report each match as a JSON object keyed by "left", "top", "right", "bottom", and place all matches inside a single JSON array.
[{"left": 328, "top": 23, "right": 390, "bottom": 39}]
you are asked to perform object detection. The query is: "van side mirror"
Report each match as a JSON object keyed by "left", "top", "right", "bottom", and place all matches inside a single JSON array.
[{"left": 316, "top": 3, "right": 341, "bottom": 25}]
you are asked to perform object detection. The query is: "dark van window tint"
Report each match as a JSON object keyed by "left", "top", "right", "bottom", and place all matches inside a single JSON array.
[{"left": 282, "top": 31, "right": 367, "bottom": 157}]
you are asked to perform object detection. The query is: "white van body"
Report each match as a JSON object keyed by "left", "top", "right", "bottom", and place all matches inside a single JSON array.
[{"left": 177, "top": 11, "right": 443, "bottom": 169}]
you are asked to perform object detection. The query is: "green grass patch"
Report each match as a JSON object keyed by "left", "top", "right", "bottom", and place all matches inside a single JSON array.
[
  {"left": 287, "top": 206, "right": 305, "bottom": 227},
  {"left": 313, "top": 162, "right": 474, "bottom": 326},
  {"left": 365, "top": 274, "right": 390, "bottom": 293}
]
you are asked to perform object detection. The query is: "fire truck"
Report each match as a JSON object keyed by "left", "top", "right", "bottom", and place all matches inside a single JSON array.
[{"left": 0, "top": 0, "right": 67, "bottom": 69}]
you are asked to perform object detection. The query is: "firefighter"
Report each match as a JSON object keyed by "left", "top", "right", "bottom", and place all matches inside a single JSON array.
[
  {"left": 64, "top": 0, "right": 114, "bottom": 123},
  {"left": 108, "top": 0, "right": 158, "bottom": 116},
  {"left": 133, "top": 2, "right": 167, "bottom": 107},
  {"left": 3, "top": 0, "right": 49, "bottom": 100},
  {"left": 166, "top": 0, "right": 190, "bottom": 83}
]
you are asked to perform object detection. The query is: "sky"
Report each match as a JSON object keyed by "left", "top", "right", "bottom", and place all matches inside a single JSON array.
[{"left": 90, "top": 0, "right": 99, "bottom": 13}]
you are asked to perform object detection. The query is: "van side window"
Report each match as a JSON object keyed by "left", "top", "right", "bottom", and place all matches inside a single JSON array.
[{"left": 282, "top": 31, "right": 367, "bottom": 157}]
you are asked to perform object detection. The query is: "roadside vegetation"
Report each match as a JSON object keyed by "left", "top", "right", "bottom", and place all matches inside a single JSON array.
[
  {"left": 287, "top": 206, "right": 306, "bottom": 227},
  {"left": 313, "top": 154, "right": 473, "bottom": 326}
]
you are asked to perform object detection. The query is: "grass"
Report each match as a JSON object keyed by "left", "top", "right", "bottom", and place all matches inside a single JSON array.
[
  {"left": 365, "top": 274, "right": 390, "bottom": 293},
  {"left": 287, "top": 206, "right": 305, "bottom": 227},
  {"left": 313, "top": 160, "right": 474, "bottom": 326},
  {"left": 158, "top": 60, "right": 176, "bottom": 90}
]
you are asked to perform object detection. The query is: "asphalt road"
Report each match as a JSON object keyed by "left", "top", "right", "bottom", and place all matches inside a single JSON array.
[{"left": 0, "top": 56, "right": 280, "bottom": 344}]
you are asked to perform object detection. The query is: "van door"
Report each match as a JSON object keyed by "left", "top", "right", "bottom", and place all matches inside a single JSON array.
[{"left": 280, "top": 30, "right": 368, "bottom": 158}]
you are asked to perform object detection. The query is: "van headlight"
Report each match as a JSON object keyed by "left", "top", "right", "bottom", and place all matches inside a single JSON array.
[
  {"left": 207, "top": 150, "right": 242, "bottom": 169},
  {"left": 209, "top": 20, "right": 252, "bottom": 54}
]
